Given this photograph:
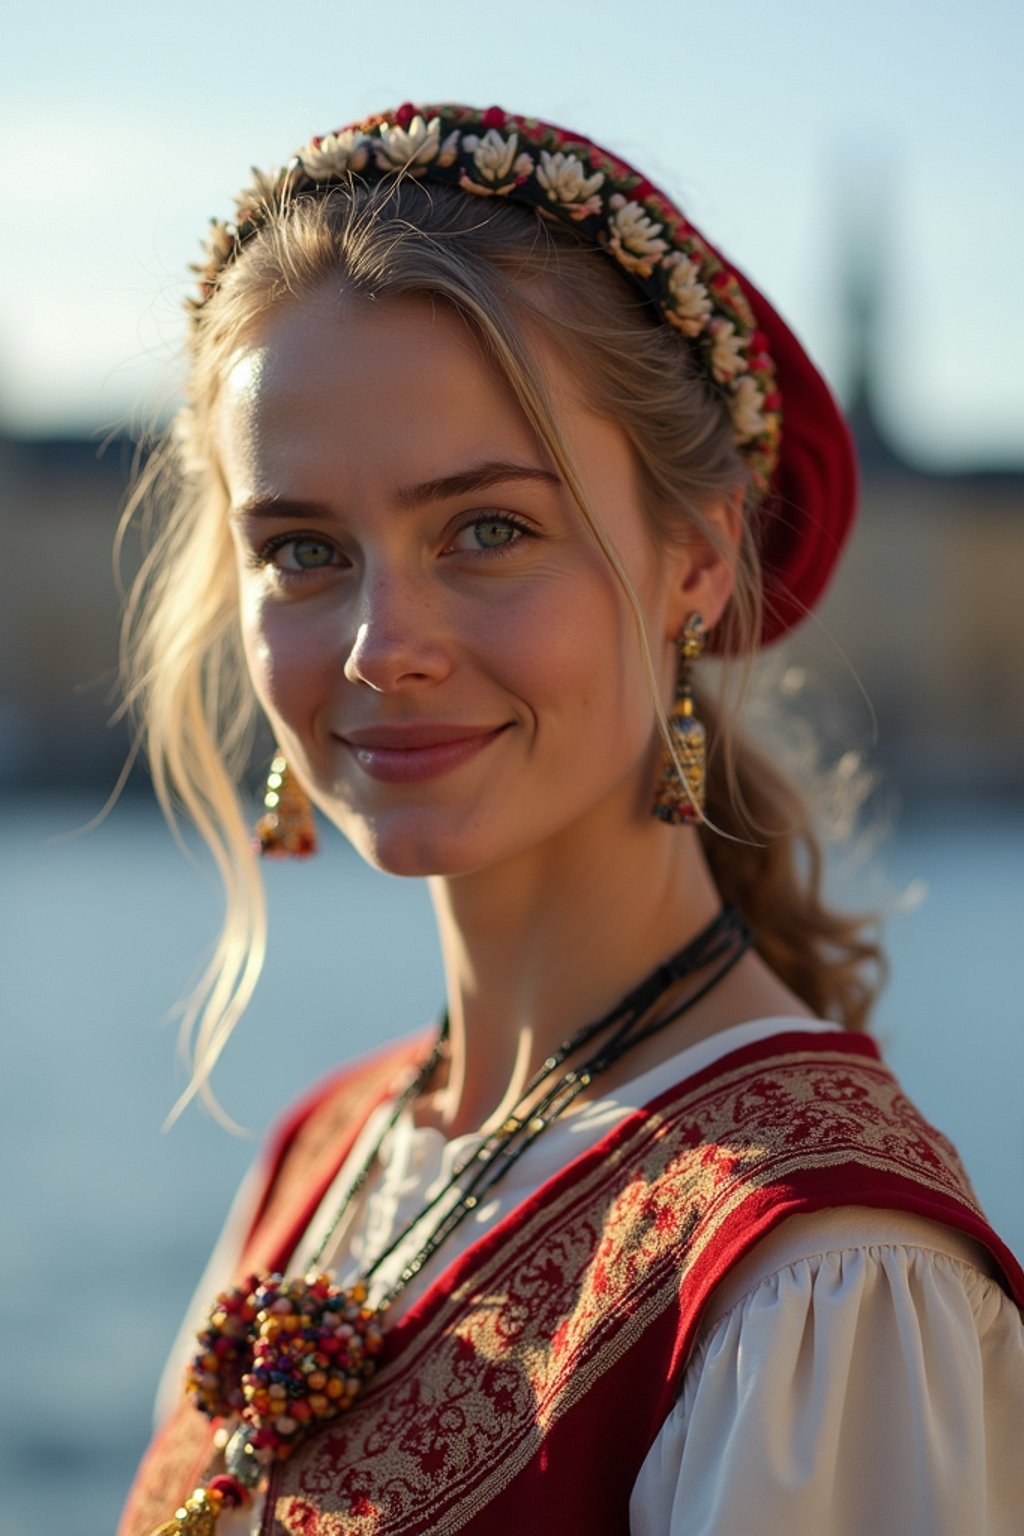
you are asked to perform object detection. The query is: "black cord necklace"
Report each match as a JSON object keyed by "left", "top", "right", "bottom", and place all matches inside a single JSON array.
[
  {"left": 339, "top": 906, "right": 751, "bottom": 1307},
  {"left": 174, "top": 906, "right": 751, "bottom": 1529}
]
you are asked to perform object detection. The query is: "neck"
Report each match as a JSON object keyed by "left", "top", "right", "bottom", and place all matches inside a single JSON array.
[{"left": 425, "top": 799, "right": 725, "bottom": 1137}]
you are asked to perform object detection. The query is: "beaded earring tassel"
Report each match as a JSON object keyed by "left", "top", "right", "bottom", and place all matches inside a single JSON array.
[
  {"left": 651, "top": 614, "right": 706, "bottom": 825},
  {"left": 252, "top": 753, "right": 318, "bottom": 858}
]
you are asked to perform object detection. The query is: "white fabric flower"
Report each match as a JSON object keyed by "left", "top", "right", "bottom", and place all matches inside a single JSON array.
[
  {"left": 662, "top": 253, "right": 712, "bottom": 337},
  {"left": 461, "top": 130, "right": 533, "bottom": 185},
  {"left": 299, "top": 130, "right": 371, "bottom": 180},
  {"left": 374, "top": 116, "right": 458, "bottom": 172},
  {"left": 709, "top": 318, "right": 747, "bottom": 382},
  {"left": 536, "top": 150, "right": 605, "bottom": 216},
  {"left": 604, "top": 195, "right": 669, "bottom": 277},
  {"left": 728, "top": 375, "right": 768, "bottom": 441},
  {"left": 435, "top": 131, "right": 460, "bottom": 168}
]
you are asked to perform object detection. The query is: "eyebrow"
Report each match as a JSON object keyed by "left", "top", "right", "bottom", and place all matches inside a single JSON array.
[
  {"left": 396, "top": 460, "right": 561, "bottom": 510},
  {"left": 230, "top": 459, "right": 562, "bottom": 523}
]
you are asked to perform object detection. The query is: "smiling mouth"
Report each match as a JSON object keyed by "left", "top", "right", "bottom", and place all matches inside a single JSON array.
[{"left": 339, "top": 724, "right": 511, "bottom": 784}]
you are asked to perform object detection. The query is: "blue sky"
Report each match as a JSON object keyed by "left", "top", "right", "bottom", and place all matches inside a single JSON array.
[{"left": 3, "top": 0, "right": 1021, "bottom": 465}]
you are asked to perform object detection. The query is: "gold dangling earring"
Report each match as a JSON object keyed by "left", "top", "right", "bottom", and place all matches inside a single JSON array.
[
  {"left": 651, "top": 613, "right": 706, "bottom": 825},
  {"left": 252, "top": 751, "right": 318, "bottom": 858}
]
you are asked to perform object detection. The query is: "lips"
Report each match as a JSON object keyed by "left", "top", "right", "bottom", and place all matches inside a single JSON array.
[{"left": 338, "top": 722, "right": 510, "bottom": 783}]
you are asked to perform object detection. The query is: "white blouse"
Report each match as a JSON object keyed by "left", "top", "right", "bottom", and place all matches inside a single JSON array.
[
  {"left": 160, "top": 1019, "right": 1024, "bottom": 1535},
  {"left": 630, "top": 1207, "right": 1024, "bottom": 1535}
]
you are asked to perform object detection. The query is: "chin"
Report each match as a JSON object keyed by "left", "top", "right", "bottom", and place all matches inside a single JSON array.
[{"left": 330, "top": 807, "right": 505, "bottom": 881}]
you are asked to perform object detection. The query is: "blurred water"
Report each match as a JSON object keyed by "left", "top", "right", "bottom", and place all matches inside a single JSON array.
[{"left": 2, "top": 795, "right": 1022, "bottom": 1536}]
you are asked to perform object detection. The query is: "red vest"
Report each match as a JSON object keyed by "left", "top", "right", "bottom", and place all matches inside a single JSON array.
[{"left": 120, "top": 1030, "right": 1024, "bottom": 1536}]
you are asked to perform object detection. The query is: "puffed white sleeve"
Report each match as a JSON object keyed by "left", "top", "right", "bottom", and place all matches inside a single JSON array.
[{"left": 629, "top": 1206, "right": 1024, "bottom": 1536}]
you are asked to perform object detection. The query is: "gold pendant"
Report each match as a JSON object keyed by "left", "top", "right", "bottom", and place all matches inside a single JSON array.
[{"left": 149, "top": 1484, "right": 227, "bottom": 1535}]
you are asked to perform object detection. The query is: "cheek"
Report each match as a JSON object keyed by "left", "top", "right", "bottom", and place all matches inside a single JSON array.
[
  {"left": 499, "top": 578, "right": 654, "bottom": 751},
  {"left": 237, "top": 586, "right": 333, "bottom": 735}
]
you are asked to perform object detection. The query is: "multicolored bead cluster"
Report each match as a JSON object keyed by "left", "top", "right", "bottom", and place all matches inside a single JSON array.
[
  {"left": 186, "top": 1271, "right": 385, "bottom": 1462},
  {"left": 189, "top": 102, "right": 782, "bottom": 501}
]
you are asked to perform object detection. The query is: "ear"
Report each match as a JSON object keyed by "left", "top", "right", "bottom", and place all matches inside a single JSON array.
[{"left": 662, "top": 487, "right": 744, "bottom": 638}]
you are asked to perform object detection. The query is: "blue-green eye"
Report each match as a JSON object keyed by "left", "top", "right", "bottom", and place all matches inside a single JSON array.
[
  {"left": 450, "top": 514, "right": 533, "bottom": 555},
  {"left": 472, "top": 519, "right": 519, "bottom": 549},
  {"left": 283, "top": 536, "right": 335, "bottom": 569},
  {"left": 251, "top": 533, "right": 341, "bottom": 574}
]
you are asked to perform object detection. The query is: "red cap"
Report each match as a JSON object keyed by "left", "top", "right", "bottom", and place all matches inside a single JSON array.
[{"left": 723, "top": 269, "right": 858, "bottom": 643}]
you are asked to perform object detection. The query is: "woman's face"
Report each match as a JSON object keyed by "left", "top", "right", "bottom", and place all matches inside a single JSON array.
[{"left": 219, "top": 285, "right": 691, "bottom": 878}]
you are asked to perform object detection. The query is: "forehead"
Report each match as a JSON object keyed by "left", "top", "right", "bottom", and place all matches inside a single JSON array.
[{"left": 216, "top": 288, "right": 554, "bottom": 505}]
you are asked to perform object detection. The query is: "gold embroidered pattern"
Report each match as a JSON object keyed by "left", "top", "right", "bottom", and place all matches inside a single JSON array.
[{"left": 267, "top": 1047, "right": 983, "bottom": 1534}]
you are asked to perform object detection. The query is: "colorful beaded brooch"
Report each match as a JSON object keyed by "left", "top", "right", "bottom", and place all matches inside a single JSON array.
[
  {"left": 185, "top": 1270, "right": 385, "bottom": 1468},
  {"left": 189, "top": 102, "right": 783, "bottom": 500}
]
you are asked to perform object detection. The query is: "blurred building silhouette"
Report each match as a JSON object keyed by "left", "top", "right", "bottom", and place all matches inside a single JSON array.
[{"left": 0, "top": 431, "right": 139, "bottom": 790}]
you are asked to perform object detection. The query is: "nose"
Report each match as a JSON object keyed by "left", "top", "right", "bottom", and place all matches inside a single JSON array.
[{"left": 343, "top": 569, "right": 452, "bottom": 693}]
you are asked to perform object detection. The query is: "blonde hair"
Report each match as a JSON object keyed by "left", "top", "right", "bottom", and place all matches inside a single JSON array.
[{"left": 118, "top": 177, "right": 882, "bottom": 1116}]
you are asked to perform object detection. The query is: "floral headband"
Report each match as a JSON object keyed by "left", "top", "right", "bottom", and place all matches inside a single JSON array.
[{"left": 192, "top": 102, "right": 857, "bottom": 644}]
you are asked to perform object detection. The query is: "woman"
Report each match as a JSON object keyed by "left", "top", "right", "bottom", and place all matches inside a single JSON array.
[{"left": 118, "top": 104, "right": 1023, "bottom": 1536}]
